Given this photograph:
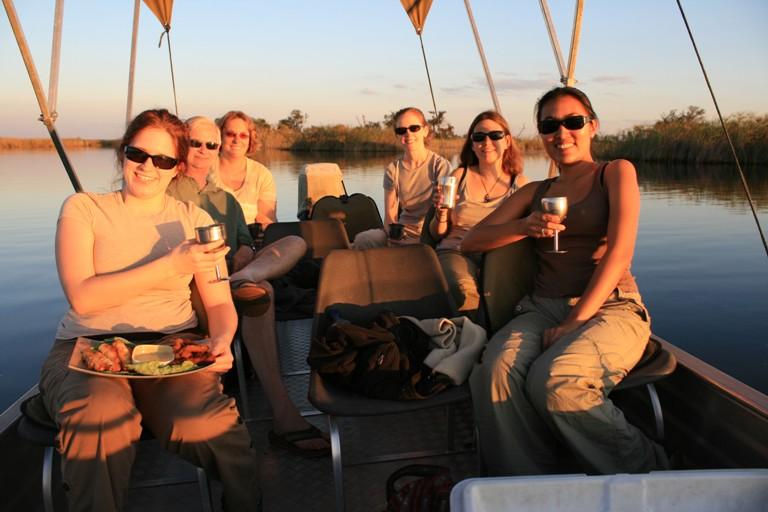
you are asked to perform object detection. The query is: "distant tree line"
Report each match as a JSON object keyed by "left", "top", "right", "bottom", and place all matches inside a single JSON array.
[
  {"left": 246, "top": 108, "right": 461, "bottom": 153},
  {"left": 595, "top": 106, "right": 768, "bottom": 164}
]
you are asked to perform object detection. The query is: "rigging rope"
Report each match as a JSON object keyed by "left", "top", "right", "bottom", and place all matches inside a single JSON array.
[
  {"left": 158, "top": 26, "right": 179, "bottom": 116},
  {"left": 675, "top": 0, "right": 768, "bottom": 259},
  {"left": 417, "top": 33, "right": 439, "bottom": 131}
]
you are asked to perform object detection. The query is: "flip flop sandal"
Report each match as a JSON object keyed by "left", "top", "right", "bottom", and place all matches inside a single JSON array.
[
  {"left": 230, "top": 281, "right": 271, "bottom": 317},
  {"left": 268, "top": 425, "right": 331, "bottom": 459}
]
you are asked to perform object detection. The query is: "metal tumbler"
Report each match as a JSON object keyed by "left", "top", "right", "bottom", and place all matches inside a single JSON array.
[{"left": 440, "top": 176, "right": 457, "bottom": 209}]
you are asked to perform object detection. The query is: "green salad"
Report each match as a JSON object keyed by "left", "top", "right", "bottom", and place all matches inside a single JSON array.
[{"left": 126, "top": 360, "right": 197, "bottom": 376}]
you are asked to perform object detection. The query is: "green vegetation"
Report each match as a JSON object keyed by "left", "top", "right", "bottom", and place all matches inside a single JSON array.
[
  {"left": 595, "top": 107, "right": 768, "bottom": 164},
  {"left": 268, "top": 108, "right": 463, "bottom": 154},
  {"left": 291, "top": 125, "right": 401, "bottom": 153},
  {"left": 0, "top": 138, "right": 116, "bottom": 151},
  {"left": 6, "top": 107, "right": 764, "bottom": 164}
]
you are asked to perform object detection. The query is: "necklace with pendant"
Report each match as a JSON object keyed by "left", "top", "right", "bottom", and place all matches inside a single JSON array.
[{"left": 480, "top": 171, "right": 502, "bottom": 202}]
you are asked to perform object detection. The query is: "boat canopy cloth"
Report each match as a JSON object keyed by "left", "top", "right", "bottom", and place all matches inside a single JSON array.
[
  {"left": 400, "top": 0, "right": 433, "bottom": 34},
  {"left": 143, "top": 0, "right": 173, "bottom": 29}
]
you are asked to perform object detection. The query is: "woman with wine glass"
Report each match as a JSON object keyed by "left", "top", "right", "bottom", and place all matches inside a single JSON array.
[
  {"left": 353, "top": 106, "right": 451, "bottom": 248},
  {"left": 215, "top": 110, "right": 277, "bottom": 226},
  {"left": 426, "top": 111, "right": 527, "bottom": 318},
  {"left": 462, "top": 87, "right": 668, "bottom": 475},
  {"left": 39, "top": 109, "right": 261, "bottom": 511}
]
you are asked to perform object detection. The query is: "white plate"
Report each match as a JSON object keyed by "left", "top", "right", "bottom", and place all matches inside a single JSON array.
[{"left": 67, "top": 337, "right": 212, "bottom": 379}]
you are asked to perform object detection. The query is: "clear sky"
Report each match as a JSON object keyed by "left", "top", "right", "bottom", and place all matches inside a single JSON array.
[{"left": 1, "top": 0, "right": 766, "bottom": 139}]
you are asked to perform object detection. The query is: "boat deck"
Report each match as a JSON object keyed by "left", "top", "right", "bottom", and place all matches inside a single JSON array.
[
  {"left": 123, "top": 318, "right": 478, "bottom": 512},
  {"left": 5, "top": 317, "right": 768, "bottom": 511}
]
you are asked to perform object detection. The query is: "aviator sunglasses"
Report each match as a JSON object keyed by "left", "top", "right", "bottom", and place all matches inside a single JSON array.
[
  {"left": 394, "top": 124, "right": 423, "bottom": 135},
  {"left": 123, "top": 146, "right": 179, "bottom": 170},
  {"left": 471, "top": 130, "right": 505, "bottom": 142},
  {"left": 537, "top": 115, "right": 592, "bottom": 135},
  {"left": 190, "top": 139, "right": 220, "bottom": 151},
  {"left": 225, "top": 130, "right": 250, "bottom": 140}
]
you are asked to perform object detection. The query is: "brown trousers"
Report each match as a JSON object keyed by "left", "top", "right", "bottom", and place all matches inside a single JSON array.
[{"left": 40, "top": 340, "right": 261, "bottom": 512}]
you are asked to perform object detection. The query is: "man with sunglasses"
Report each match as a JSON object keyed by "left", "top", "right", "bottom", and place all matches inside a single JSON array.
[
  {"left": 168, "top": 116, "right": 330, "bottom": 458},
  {"left": 167, "top": 116, "right": 255, "bottom": 271}
]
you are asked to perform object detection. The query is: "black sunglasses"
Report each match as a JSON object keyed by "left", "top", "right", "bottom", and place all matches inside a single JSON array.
[
  {"left": 394, "top": 124, "right": 423, "bottom": 135},
  {"left": 123, "top": 146, "right": 179, "bottom": 170},
  {"left": 190, "top": 139, "right": 220, "bottom": 151},
  {"left": 537, "top": 115, "right": 592, "bottom": 135},
  {"left": 471, "top": 130, "right": 505, "bottom": 142}
]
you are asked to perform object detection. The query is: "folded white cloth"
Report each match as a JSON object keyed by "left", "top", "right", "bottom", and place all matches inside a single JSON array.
[{"left": 401, "top": 315, "right": 487, "bottom": 385}]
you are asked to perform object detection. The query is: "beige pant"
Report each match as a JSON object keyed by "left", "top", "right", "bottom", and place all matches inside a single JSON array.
[
  {"left": 437, "top": 250, "right": 481, "bottom": 319},
  {"left": 352, "top": 226, "right": 422, "bottom": 249},
  {"left": 40, "top": 339, "right": 261, "bottom": 512},
  {"left": 470, "top": 292, "right": 669, "bottom": 476}
]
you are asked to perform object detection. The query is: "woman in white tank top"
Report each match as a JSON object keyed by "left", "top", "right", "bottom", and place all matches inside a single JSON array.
[{"left": 428, "top": 111, "right": 527, "bottom": 318}]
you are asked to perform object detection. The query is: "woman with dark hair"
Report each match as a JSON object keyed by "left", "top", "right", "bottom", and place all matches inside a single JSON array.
[
  {"left": 354, "top": 106, "right": 451, "bottom": 248},
  {"left": 216, "top": 110, "right": 277, "bottom": 226},
  {"left": 39, "top": 109, "right": 261, "bottom": 511},
  {"left": 464, "top": 87, "right": 668, "bottom": 475},
  {"left": 427, "top": 110, "right": 527, "bottom": 317}
]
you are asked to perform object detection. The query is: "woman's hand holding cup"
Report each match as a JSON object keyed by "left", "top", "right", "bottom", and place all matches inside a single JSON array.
[{"left": 170, "top": 239, "right": 229, "bottom": 275}]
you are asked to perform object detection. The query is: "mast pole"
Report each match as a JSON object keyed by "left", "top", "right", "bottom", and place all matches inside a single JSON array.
[
  {"left": 463, "top": 0, "right": 501, "bottom": 113},
  {"left": 126, "top": 0, "right": 140, "bottom": 127},
  {"left": 565, "top": 0, "right": 584, "bottom": 86},
  {"left": 48, "top": 0, "right": 64, "bottom": 116},
  {"left": 539, "top": 0, "right": 567, "bottom": 82},
  {"left": 3, "top": 0, "right": 82, "bottom": 192}
]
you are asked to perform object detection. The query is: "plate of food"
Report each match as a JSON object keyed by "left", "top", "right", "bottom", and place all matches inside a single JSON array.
[{"left": 68, "top": 336, "right": 215, "bottom": 378}]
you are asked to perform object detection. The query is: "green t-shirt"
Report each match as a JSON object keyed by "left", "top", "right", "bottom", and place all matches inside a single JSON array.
[{"left": 167, "top": 174, "right": 253, "bottom": 252}]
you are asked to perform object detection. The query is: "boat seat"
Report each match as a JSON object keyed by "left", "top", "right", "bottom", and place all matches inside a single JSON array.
[
  {"left": 309, "top": 193, "right": 384, "bottom": 242},
  {"left": 479, "top": 241, "right": 677, "bottom": 442},
  {"left": 262, "top": 218, "right": 351, "bottom": 258},
  {"left": 16, "top": 393, "right": 214, "bottom": 512},
  {"left": 307, "top": 245, "right": 472, "bottom": 512},
  {"left": 613, "top": 336, "right": 677, "bottom": 440},
  {"left": 297, "top": 163, "right": 346, "bottom": 220}
]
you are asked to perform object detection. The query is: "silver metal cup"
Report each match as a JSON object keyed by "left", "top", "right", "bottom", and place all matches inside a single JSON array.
[
  {"left": 195, "top": 224, "right": 228, "bottom": 281},
  {"left": 440, "top": 176, "right": 457, "bottom": 209},
  {"left": 195, "top": 223, "right": 226, "bottom": 244}
]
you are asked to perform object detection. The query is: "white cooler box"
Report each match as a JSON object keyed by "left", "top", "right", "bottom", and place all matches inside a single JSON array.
[{"left": 451, "top": 469, "right": 768, "bottom": 512}]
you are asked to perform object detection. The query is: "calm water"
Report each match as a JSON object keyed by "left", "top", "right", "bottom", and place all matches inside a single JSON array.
[{"left": 0, "top": 149, "right": 766, "bottom": 412}]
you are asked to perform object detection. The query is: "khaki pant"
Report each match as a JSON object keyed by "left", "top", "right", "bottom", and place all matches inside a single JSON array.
[
  {"left": 470, "top": 292, "right": 669, "bottom": 476},
  {"left": 437, "top": 250, "right": 482, "bottom": 320},
  {"left": 40, "top": 339, "right": 261, "bottom": 512},
  {"left": 352, "top": 226, "right": 422, "bottom": 249}
]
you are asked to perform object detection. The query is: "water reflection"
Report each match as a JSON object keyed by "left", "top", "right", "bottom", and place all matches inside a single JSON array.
[
  {"left": 0, "top": 149, "right": 765, "bottom": 411},
  {"left": 637, "top": 161, "right": 768, "bottom": 212}
]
